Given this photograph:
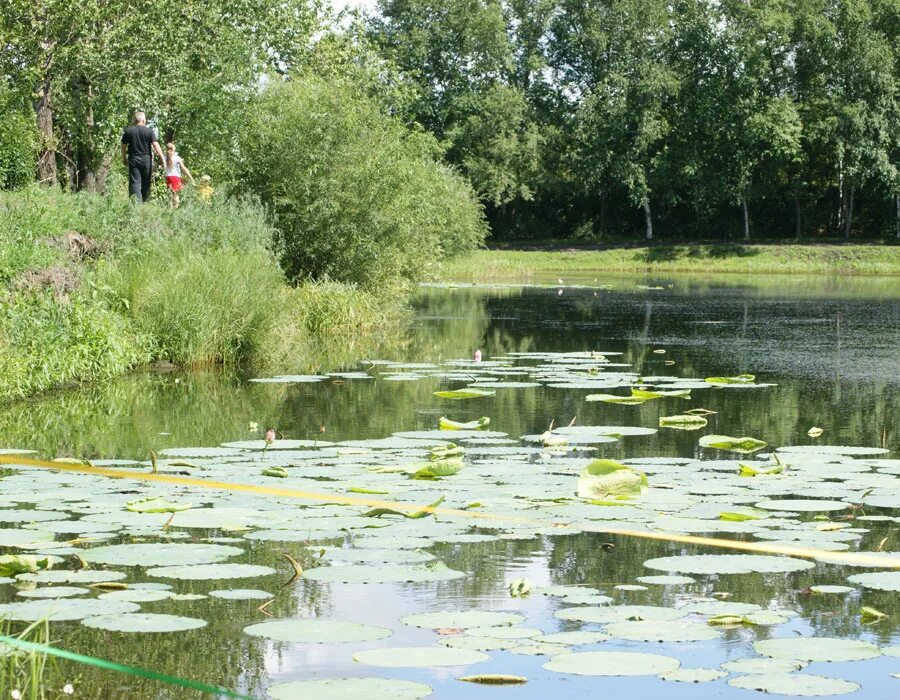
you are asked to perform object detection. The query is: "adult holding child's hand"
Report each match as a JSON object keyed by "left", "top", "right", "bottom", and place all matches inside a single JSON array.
[{"left": 120, "top": 110, "right": 165, "bottom": 203}]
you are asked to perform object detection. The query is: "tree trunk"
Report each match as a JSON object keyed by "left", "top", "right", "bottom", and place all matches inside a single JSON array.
[
  {"left": 794, "top": 192, "right": 802, "bottom": 240},
  {"left": 844, "top": 185, "right": 854, "bottom": 240},
  {"left": 642, "top": 198, "right": 653, "bottom": 241},
  {"left": 895, "top": 194, "right": 899, "bottom": 240},
  {"left": 75, "top": 80, "right": 100, "bottom": 191},
  {"left": 742, "top": 196, "right": 750, "bottom": 240},
  {"left": 34, "top": 73, "right": 57, "bottom": 186}
]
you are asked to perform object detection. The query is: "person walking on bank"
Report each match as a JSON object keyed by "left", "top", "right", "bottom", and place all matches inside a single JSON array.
[
  {"left": 164, "top": 142, "right": 195, "bottom": 208},
  {"left": 121, "top": 111, "right": 165, "bottom": 202}
]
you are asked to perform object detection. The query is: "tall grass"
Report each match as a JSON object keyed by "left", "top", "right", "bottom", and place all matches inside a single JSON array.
[
  {"left": 0, "top": 620, "right": 59, "bottom": 700},
  {"left": 0, "top": 189, "right": 408, "bottom": 402}
]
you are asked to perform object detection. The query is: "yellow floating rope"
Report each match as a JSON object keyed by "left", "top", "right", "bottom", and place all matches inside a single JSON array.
[{"left": 1, "top": 455, "right": 897, "bottom": 569}]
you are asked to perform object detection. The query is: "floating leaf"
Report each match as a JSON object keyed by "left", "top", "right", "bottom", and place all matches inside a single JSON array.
[
  {"left": 659, "top": 668, "right": 728, "bottom": 683},
  {"left": 809, "top": 585, "right": 854, "bottom": 594},
  {"left": 81, "top": 543, "right": 242, "bottom": 567},
  {"left": 644, "top": 555, "right": 814, "bottom": 575},
  {"left": 262, "top": 467, "right": 289, "bottom": 478},
  {"left": 0, "top": 554, "right": 53, "bottom": 577},
  {"left": 685, "top": 408, "right": 717, "bottom": 415},
  {"left": 577, "top": 459, "right": 647, "bottom": 500},
  {"left": 721, "top": 658, "right": 807, "bottom": 674},
  {"left": 267, "top": 679, "right": 433, "bottom": 700},
  {"left": 544, "top": 651, "right": 680, "bottom": 676},
  {"left": 208, "top": 589, "right": 272, "bottom": 600},
  {"left": 847, "top": 572, "right": 900, "bottom": 592},
  {"left": 402, "top": 611, "right": 524, "bottom": 629},
  {"left": 727, "top": 674, "right": 859, "bottom": 696},
  {"left": 412, "top": 459, "right": 463, "bottom": 480},
  {"left": 82, "top": 613, "right": 206, "bottom": 633},
  {"left": 147, "top": 564, "right": 276, "bottom": 580},
  {"left": 699, "top": 434, "right": 767, "bottom": 454},
  {"left": 540, "top": 431, "right": 568, "bottom": 447},
  {"left": 808, "top": 427, "right": 824, "bottom": 438},
  {"left": 606, "top": 620, "right": 720, "bottom": 642},
  {"left": 439, "top": 417, "right": 490, "bottom": 430},
  {"left": 860, "top": 606, "right": 888, "bottom": 623},
  {"left": 739, "top": 460, "right": 784, "bottom": 477},
  {"left": 244, "top": 618, "right": 391, "bottom": 643},
  {"left": 631, "top": 388, "right": 691, "bottom": 400},
  {"left": 304, "top": 562, "right": 465, "bottom": 584},
  {"left": 585, "top": 393, "right": 647, "bottom": 405},
  {"left": 363, "top": 495, "right": 446, "bottom": 519},
  {"left": 457, "top": 675, "right": 526, "bottom": 685},
  {"left": 433, "top": 389, "right": 495, "bottom": 400},
  {"left": 508, "top": 578, "right": 532, "bottom": 598},
  {"left": 0, "top": 598, "right": 139, "bottom": 621},
  {"left": 705, "top": 374, "right": 755, "bottom": 384},
  {"left": 719, "top": 511, "right": 764, "bottom": 521},
  {"left": 126, "top": 496, "right": 193, "bottom": 513},
  {"left": 754, "top": 637, "right": 880, "bottom": 662},
  {"left": 659, "top": 415, "right": 707, "bottom": 430}
]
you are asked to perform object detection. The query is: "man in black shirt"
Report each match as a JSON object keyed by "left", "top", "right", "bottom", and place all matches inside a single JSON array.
[{"left": 120, "top": 111, "right": 165, "bottom": 202}]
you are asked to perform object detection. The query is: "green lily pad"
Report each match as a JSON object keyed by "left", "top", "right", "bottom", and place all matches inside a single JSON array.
[
  {"left": 846, "top": 571, "right": 900, "bottom": 591},
  {"left": 244, "top": 618, "right": 391, "bottom": 643},
  {"left": 659, "top": 668, "right": 728, "bottom": 683},
  {"left": 82, "top": 613, "right": 206, "bottom": 633},
  {"left": 809, "top": 585, "right": 855, "bottom": 594},
  {"left": 722, "top": 658, "right": 808, "bottom": 674},
  {"left": 466, "top": 627, "right": 541, "bottom": 639},
  {"left": 80, "top": 543, "right": 243, "bottom": 567},
  {"left": 606, "top": 620, "right": 721, "bottom": 642},
  {"left": 305, "top": 563, "right": 464, "bottom": 584},
  {"left": 209, "top": 589, "right": 273, "bottom": 600},
  {"left": 533, "top": 631, "right": 610, "bottom": 645},
  {"left": 353, "top": 646, "right": 488, "bottom": 667},
  {"left": 637, "top": 575, "right": 695, "bottom": 586},
  {"left": 433, "top": 389, "right": 495, "bottom": 400},
  {"left": 440, "top": 636, "right": 519, "bottom": 651},
  {"left": 544, "top": 651, "right": 680, "bottom": 676},
  {"left": 727, "top": 674, "right": 860, "bottom": 696},
  {"left": 754, "top": 637, "right": 880, "bottom": 662},
  {"left": 0, "top": 598, "right": 139, "bottom": 621},
  {"left": 401, "top": 610, "right": 524, "bottom": 629},
  {"left": 643, "top": 555, "right": 814, "bottom": 575},
  {"left": 755, "top": 499, "right": 848, "bottom": 512},
  {"left": 533, "top": 585, "right": 601, "bottom": 598},
  {"left": 777, "top": 445, "right": 888, "bottom": 456},
  {"left": 98, "top": 589, "right": 172, "bottom": 603},
  {"left": 699, "top": 435, "right": 767, "bottom": 454},
  {"left": 18, "top": 570, "right": 127, "bottom": 584},
  {"left": 267, "top": 678, "right": 433, "bottom": 700},
  {"left": 659, "top": 415, "right": 708, "bottom": 430},
  {"left": 17, "top": 586, "right": 90, "bottom": 599},
  {"left": 556, "top": 605, "right": 686, "bottom": 624},
  {"left": 509, "top": 643, "right": 572, "bottom": 656},
  {"left": 147, "top": 564, "right": 276, "bottom": 580},
  {"left": 0, "top": 529, "right": 55, "bottom": 548}
]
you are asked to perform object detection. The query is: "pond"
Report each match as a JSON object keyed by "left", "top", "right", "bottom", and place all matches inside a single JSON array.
[{"left": 0, "top": 274, "right": 898, "bottom": 699}]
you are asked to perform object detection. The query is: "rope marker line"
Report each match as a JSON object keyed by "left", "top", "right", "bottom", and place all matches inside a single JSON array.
[
  {"left": 1, "top": 455, "right": 897, "bottom": 569},
  {"left": 0, "top": 634, "right": 253, "bottom": 699}
]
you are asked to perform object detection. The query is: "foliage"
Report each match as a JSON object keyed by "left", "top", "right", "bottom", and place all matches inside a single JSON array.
[
  {"left": 0, "top": 85, "right": 38, "bottom": 191},
  {"left": 237, "top": 75, "right": 486, "bottom": 290}
]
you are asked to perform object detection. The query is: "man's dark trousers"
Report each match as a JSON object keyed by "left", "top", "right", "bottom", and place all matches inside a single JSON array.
[{"left": 129, "top": 157, "right": 153, "bottom": 202}]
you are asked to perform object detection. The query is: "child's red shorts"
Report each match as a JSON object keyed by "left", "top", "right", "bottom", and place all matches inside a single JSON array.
[{"left": 165, "top": 176, "right": 183, "bottom": 192}]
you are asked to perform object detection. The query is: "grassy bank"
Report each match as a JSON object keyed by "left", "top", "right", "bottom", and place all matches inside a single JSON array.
[
  {"left": 0, "top": 189, "right": 407, "bottom": 402},
  {"left": 440, "top": 244, "right": 900, "bottom": 281}
]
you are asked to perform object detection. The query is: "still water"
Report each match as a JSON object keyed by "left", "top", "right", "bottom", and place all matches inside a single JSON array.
[{"left": 0, "top": 274, "right": 898, "bottom": 699}]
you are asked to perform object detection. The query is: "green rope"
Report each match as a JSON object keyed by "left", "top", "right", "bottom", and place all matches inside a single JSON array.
[{"left": 0, "top": 634, "right": 253, "bottom": 699}]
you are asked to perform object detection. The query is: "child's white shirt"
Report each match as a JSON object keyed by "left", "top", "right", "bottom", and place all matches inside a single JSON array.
[{"left": 165, "top": 154, "right": 183, "bottom": 177}]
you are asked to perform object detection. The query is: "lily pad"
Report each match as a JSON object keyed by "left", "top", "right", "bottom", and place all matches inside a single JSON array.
[
  {"left": 533, "top": 631, "right": 610, "bottom": 645},
  {"left": 98, "top": 589, "right": 172, "bottom": 603},
  {"left": 846, "top": 571, "right": 900, "bottom": 592},
  {"left": 606, "top": 620, "right": 721, "bottom": 642},
  {"left": 754, "top": 637, "right": 880, "bottom": 662},
  {"left": 699, "top": 435, "right": 767, "bottom": 454},
  {"left": 466, "top": 627, "right": 541, "bottom": 640},
  {"left": 18, "top": 570, "right": 127, "bottom": 584},
  {"left": 727, "top": 674, "right": 860, "bottom": 696},
  {"left": 147, "top": 564, "right": 276, "bottom": 580},
  {"left": 643, "top": 555, "right": 814, "bottom": 575},
  {"left": 722, "top": 658, "right": 808, "bottom": 674},
  {"left": 353, "top": 646, "right": 488, "bottom": 668},
  {"left": 440, "top": 636, "right": 519, "bottom": 651},
  {"left": 809, "top": 585, "right": 855, "bottom": 594},
  {"left": 556, "top": 605, "right": 686, "bottom": 624},
  {"left": 0, "top": 598, "right": 139, "bottom": 621},
  {"left": 401, "top": 610, "right": 524, "bottom": 629},
  {"left": 17, "top": 586, "right": 90, "bottom": 599},
  {"left": 305, "top": 562, "right": 464, "bottom": 584},
  {"left": 433, "top": 389, "right": 495, "bottom": 400},
  {"left": 659, "top": 415, "right": 708, "bottom": 430},
  {"left": 267, "top": 678, "right": 433, "bottom": 700},
  {"left": 637, "top": 575, "right": 695, "bottom": 586},
  {"left": 755, "top": 499, "right": 848, "bottom": 512},
  {"left": 80, "top": 543, "right": 243, "bottom": 567},
  {"left": 544, "top": 651, "right": 680, "bottom": 676},
  {"left": 659, "top": 668, "right": 728, "bottom": 683},
  {"left": 82, "top": 613, "right": 206, "bottom": 633},
  {"left": 209, "top": 589, "right": 273, "bottom": 600},
  {"left": 244, "top": 618, "right": 391, "bottom": 643}
]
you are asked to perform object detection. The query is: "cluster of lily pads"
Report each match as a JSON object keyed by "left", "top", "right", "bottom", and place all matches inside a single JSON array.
[{"left": 0, "top": 350, "right": 898, "bottom": 697}]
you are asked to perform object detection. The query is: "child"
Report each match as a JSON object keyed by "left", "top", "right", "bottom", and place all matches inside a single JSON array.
[
  {"left": 197, "top": 175, "right": 214, "bottom": 202},
  {"left": 164, "top": 142, "right": 195, "bottom": 207}
]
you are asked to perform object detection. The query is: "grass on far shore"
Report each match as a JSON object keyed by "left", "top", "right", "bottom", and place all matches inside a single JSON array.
[{"left": 439, "top": 243, "right": 900, "bottom": 281}]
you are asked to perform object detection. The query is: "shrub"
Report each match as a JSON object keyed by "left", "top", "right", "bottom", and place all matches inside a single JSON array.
[
  {"left": 237, "top": 76, "right": 487, "bottom": 290},
  {"left": 0, "top": 87, "right": 38, "bottom": 191}
]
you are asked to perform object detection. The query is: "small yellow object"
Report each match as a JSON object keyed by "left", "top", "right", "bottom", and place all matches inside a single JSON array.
[{"left": 808, "top": 427, "right": 824, "bottom": 437}]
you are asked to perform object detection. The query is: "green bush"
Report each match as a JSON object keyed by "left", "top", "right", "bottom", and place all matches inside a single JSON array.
[
  {"left": 237, "top": 76, "right": 487, "bottom": 290},
  {"left": 0, "top": 291, "right": 150, "bottom": 402},
  {"left": 0, "top": 87, "right": 38, "bottom": 191}
]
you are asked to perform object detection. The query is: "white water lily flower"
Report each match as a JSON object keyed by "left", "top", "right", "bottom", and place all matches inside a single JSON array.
[{"left": 12, "top": 690, "right": 22, "bottom": 700}]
